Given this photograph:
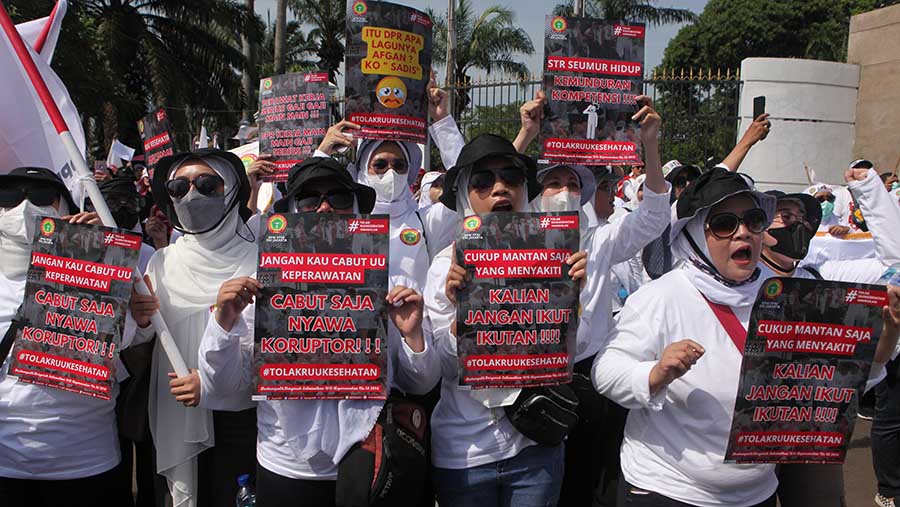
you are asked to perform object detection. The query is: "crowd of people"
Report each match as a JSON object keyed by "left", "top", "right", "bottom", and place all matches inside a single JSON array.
[{"left": 2, "top": 76, "right": 900, "bottom": 507}]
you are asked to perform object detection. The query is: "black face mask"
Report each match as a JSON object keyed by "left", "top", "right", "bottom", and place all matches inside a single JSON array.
[
  {"left": 768, "top": 222, "right": 815, "bottom": 260},
  {"left": 111, "top": 208, "right": 139, "bottom": 230}
]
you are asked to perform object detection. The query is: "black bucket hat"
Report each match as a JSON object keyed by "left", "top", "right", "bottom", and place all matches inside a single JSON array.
[
  {"left": 274, "top": 157, "right": 376, "bottom": 214},
  {"left": 671, "top": 167, "right": 776, "bottom": 240},
  {"left": 440, "top": 134, "right": 539, "bottom": 211},
  {"left": 151, "top": 148, "right": 253, "bottom": 229},
  {"left": 764, "top": 190, "right": 823, "bottom": 231},
  {"left": 0, "top": 167, "right": 77, "bottom": 211},
  {"left": 665, "top": 163, "right": 702, "bottom": 185}
]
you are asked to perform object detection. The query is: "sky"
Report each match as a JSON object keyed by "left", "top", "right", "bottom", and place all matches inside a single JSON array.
[{"left": 254, "top": 0, "right": 710, "bottom": 80}]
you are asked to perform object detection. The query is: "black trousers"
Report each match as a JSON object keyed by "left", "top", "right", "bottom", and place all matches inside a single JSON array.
[
  {"left": 198, "top": 408, "right": 259, "bottom": 507},
  {"left": 559, "top": 356, "right": 629, "bottom": 507},
  {"left": 0, "top": 466, "right": 121, "bottom": 507},
  {"left": 873, "top": 358, "right": 900, "bottom": 499},
  {"left": 256, "top": 463, "right": 336, "bottom": 507},
  {"left": 618, "top": 480, "right": 776, "bottom": 507}
]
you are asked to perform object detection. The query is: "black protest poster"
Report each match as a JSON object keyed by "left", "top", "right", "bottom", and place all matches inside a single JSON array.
[
  {"left": 540, "top": 16, "right": 646, "bottom": 165},
  {"left": 344, "top": 0, "right": 432, "bottom": 143},
  {"left": 138, "top": 108, "right": 177, "bottom": 169},
  {"left": 8, "top": 218, "right": 141, "bottom": 400},
  {"left": 253, "top": 213, "right": 390, "bottom": 400},
  {"left": 725, "top": 277, "right": 887, "bottom": 464},
  {"left": 258, "top": 72, "right": 331, "bottom": 182},
  {"left": 454, "top": 212, "right": 580, "bottom": 389}
]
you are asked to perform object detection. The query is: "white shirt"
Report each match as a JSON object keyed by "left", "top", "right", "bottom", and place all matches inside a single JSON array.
[{"left": 199, "top": 297, "right": 439, "bottom": 480}]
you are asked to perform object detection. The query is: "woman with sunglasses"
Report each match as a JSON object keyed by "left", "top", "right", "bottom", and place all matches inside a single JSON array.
[
  {"left": 0, "top": 167, "right": 141, "bottom": 506},
  {"left": 421, "top": 134, "right": 589, "bottom": 507},
  {"left": 198, "top": 157, "right": 438, "bottom": 507},
  {"left": 130, "top": 148, "right": 259, "bottom": 507}
]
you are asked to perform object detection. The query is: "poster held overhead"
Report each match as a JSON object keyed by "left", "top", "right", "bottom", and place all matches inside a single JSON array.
[
  {"left": 344, "top": 0, "right": 432, "bottom": 144},
  {"left": 454, "top": 212, "right": 580, "bottom": 389},
  {"left": 253, "top": 213, "right": 390, "bottom": 400},
  {"left": 138, "top": 108, "right": 177, "bottom": 170},
  {"left": 258, "top": 72, "right": 330, "bottom": 182},
  {"left": 540, "top": 16, "right": 646, "bottom": 166},
  {"left": 725, "top": 277, "right": 887, "bottom": 464}
]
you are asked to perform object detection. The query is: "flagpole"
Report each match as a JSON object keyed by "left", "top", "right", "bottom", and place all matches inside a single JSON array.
[{"left": 0, "top": 3, "right": 190, "bottom": 377}]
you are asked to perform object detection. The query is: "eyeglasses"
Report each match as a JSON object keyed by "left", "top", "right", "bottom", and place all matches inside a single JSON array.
[
  {"left": 432, "top": 174, "right": 445, "bottom": 188},
  {"left": 775, "top": 210, "right": 808, "bottom": 227},
  {"left": 107, "top": 197, "right": 141, "bottom": 214},
  {"left": 706, "top": 208, "right": 768, "bottom": 238},
  {"left": 0, "top": 184, "right": 59, "bottom": 208},
  {"left": 815, "top": 194, "right": 836, "bottom": 203},
  {"left": 371, "top": 158, "right": 408, "bottom": 173},
  {"left": 165, "top": 173, "right": 224, "bottom": 199},
  {"left": 296, "top": 190, "right": 355, "bottom": 212},
  {"left": 469, "top": 167, "right": 526, "bottom": 191}
]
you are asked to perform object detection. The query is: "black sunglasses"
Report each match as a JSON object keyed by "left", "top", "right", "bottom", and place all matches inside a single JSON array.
[
  {"left": 296, "top": 190, "right": 355, "bottom": 211},
  {"left": 165, "top": 173, "right": 225, "bottom": 199},
  {"left": 0, "top": 184, "right": 59, "bottom": 208},
  {"left": 470, "top": 167, "right": 526, "bottom": 191},
  {"left": 706, "top": 208, "right": 768, "bottom": 239},
  {"left": 815, "top": 194, "right": 836, "bottom": 203},
  {"left": 371, "top": 158, "right": 409, "bottom": 173}
]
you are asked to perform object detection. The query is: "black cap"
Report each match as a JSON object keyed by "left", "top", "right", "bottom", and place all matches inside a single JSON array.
[
  {"left": 440, "top": 134, "right": 539, "bottom": 211},
  {"left": 151, "top": 148, "right": 253, "bottom": 228},
  {"left": 0, "top": 167, "right": 76, "bottom": 211},
  {"left": 99, "top": 177, "right": 139, "bottom": 197},
  {"left": 765, "top": 190, "right": 822, "bottom": 230},
  {"left": 665, "top": 164, "right": 702, "bottom": 184},
  {"left": 274, "top": 157, "right": 376, "bottom": 214}
]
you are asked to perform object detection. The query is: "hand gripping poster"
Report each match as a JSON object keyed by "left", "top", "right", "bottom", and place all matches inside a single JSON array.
[
  {"left": 258, "top": 72, "right": 330, "bottom": 182},
  {"left": 725, "top": 277, "right": 887, "bottom": 464},
  {"left": 8, "top": 218, "right": 141, "bottom": 400},
  {"left": 454, "top": 212, "right": 580, "bottom": 389},
  {"left": 344, "top": 0, "right": 432, "bottom": 144},
  {"left": 138, "top": 107, "right": 177, "bottom": 169},
  {"left": 540, "top": 16, "right": 646, "bottom": 165},
  {"left": 253, "top": 213, "right": 390, "bottom": 400}
]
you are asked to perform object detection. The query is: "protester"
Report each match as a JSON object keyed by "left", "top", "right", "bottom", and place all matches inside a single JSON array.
[
  {"left": 129, "top": 148, "right": 259, "bottom": 507},
  {"left": 418, "top": 171, "right": 445, "bottom": 210},
  {"left": 0, "top": 167, "right": 141, "bottom": 507},
  {"left": 882, "top": 172, "right": 899, "bottom": 193},
  {"left": 593, "top": 167, "right": 900, "bottom": 506},
  {"left": 198, "top": 157, "right": 439, "bottom": 507}
]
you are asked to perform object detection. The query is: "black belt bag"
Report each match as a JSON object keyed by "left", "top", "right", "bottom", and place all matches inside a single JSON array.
[{"left": 504, "top": 383, "right": 579, "bottom": 446}]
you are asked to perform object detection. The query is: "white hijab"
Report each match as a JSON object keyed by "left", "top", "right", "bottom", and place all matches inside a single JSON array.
[
  {"left": 418, "top": 171, "right": 443, "bottom": 210},
  {"left": 148, "top": 156, "right": 258, "bottom": 507},
  {"left": 354, "top": 140, "right": 419, "bottom": 219}
]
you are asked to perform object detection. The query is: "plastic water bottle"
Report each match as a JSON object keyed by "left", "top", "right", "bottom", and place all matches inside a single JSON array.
[
  {"left": 235, "top": 474, "right": 256, "bottom": 507},
  {"left": 880, "top": 263, "right": 900, "bottom": 286}
]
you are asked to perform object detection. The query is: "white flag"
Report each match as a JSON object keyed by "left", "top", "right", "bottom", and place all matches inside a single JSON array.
[
  {"left": 105, "top": 138, "right": 136, "bottom": 170},
  {"left": 197, "top": 124, "right": 209, "bottom": 149}
]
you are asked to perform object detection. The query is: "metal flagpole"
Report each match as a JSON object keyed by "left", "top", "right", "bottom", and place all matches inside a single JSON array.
[
  {"left": 574, "top": 0, "right": 584, "bottom": 16},
  {"left": 446, "top": 0, "right": 456, "bottom": 114},
  {"left": 0, "top": 3, "right": 190, "bottom": 377}
]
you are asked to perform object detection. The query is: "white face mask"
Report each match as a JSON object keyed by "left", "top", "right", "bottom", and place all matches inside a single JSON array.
[
  {"left": 367, "top": 169, "right": 407, "bottom": 202},
  {"left": 0, "top": 200, "right": 59, "bottom": 279},
  {"left": 540, "top": 190, "right": 581, "bottom": 212}
]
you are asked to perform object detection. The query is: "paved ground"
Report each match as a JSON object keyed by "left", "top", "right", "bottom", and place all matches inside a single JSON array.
[{"left": 846, "top": 419, "right": 878, "bottom": 507}]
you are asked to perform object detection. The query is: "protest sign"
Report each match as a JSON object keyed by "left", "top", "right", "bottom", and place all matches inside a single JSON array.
[
  {"left": 454, "top": 212, "right": 580, "bottom": 389},
  {"left": 7, "top": 218, "right": 141, "bottom": 400},
  {"left": 229, "top": 140, "right": 259, "bottom": 172},
  {"left": 258, "top": 73, "right": 330, "bottom": 182},
  {"left": 540, "top": 16, "right": 646, "bottom": 165},
  {"left": 725, "top": 277, "right": 887, "bottom": 464},
  {"left": 138, "top": 108, "right": 177, "bottom": 169},
  {"left": 253, "top": 213, "right": 390, "bottom": 400},
  {"left": 344, "top": 0, "right": 432, "bottom": 143}
]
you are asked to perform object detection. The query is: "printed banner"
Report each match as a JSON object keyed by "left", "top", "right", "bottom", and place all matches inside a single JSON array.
[
  {"left": 344, "top": 0, "right": 432, "bottom": 143},
  {"left": 258, "top": 73, "right": 330, "bottom": 182},
  {"left": 540, "top": 16, "right": 646, "bottom": 165},
  {"left": 454, "top": 212, "right": 580, "bottom": 389},
  {"left": 138, "top": 108, "right": 177, "bottom": 169},
  {"left": 253, "top": 213, "right": 390, "bottom": 400},
  {"left": 8, "top": 218, "right": 141, "bottom": 400},
  {"left": 725, "top": 277, "right": 887, "bottom": 464}
]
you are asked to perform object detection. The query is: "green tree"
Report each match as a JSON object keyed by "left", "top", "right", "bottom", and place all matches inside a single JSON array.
[
  {"left": 291, "top": 0, "right": 345, "bottom": 82},
  {"left": 552, "top": 0, "right": 697, "bottom": 26},
  {"left": 258, "top": 20, "right": 317, "bottom": 78},
  {"left": 429, "top": 0, "right": 534, "bottom": 116}
]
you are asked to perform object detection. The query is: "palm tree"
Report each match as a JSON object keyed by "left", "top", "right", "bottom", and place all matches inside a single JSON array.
[
  {"left": 290, "top": 0, "right": 345, "bottom": 82},
  {"left": 430, "top": 0, "right": 534, "bottom": 116},
  {"left": 274, "top": 0, "right": 288, "bottom": 74},
  {"left": 258, "top": 20, "right": 318, "bottom": 78},
  {"left": 74, "top": 0, "right": 252, "bottom": 148},
  {"left": 552, "top": 0, "right": 697, "bottom": 26}
]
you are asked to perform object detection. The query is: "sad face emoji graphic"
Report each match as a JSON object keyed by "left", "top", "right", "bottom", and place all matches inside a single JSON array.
[{"left": 376, "top": 76, "right": 407, "bottom": 109}]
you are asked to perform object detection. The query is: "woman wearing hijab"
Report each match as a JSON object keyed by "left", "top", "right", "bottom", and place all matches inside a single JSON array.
[
  {"left": 131, "top": 148, "right": 258, "bottom": 507},
  {"left": 593, "top": 168, "right": 900, "bottom": 506},
  {"left": 418, "top": 171, "right": 445, "bottom": 210},
  {"left": 198, "top": 157, "right": 439, "bottom": 507},
  {"left": 422, "top": 134, "right": 588, "bottom": 507},
  {"left": 0, "top": 167, "right": 141, "bottom": 506}
]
